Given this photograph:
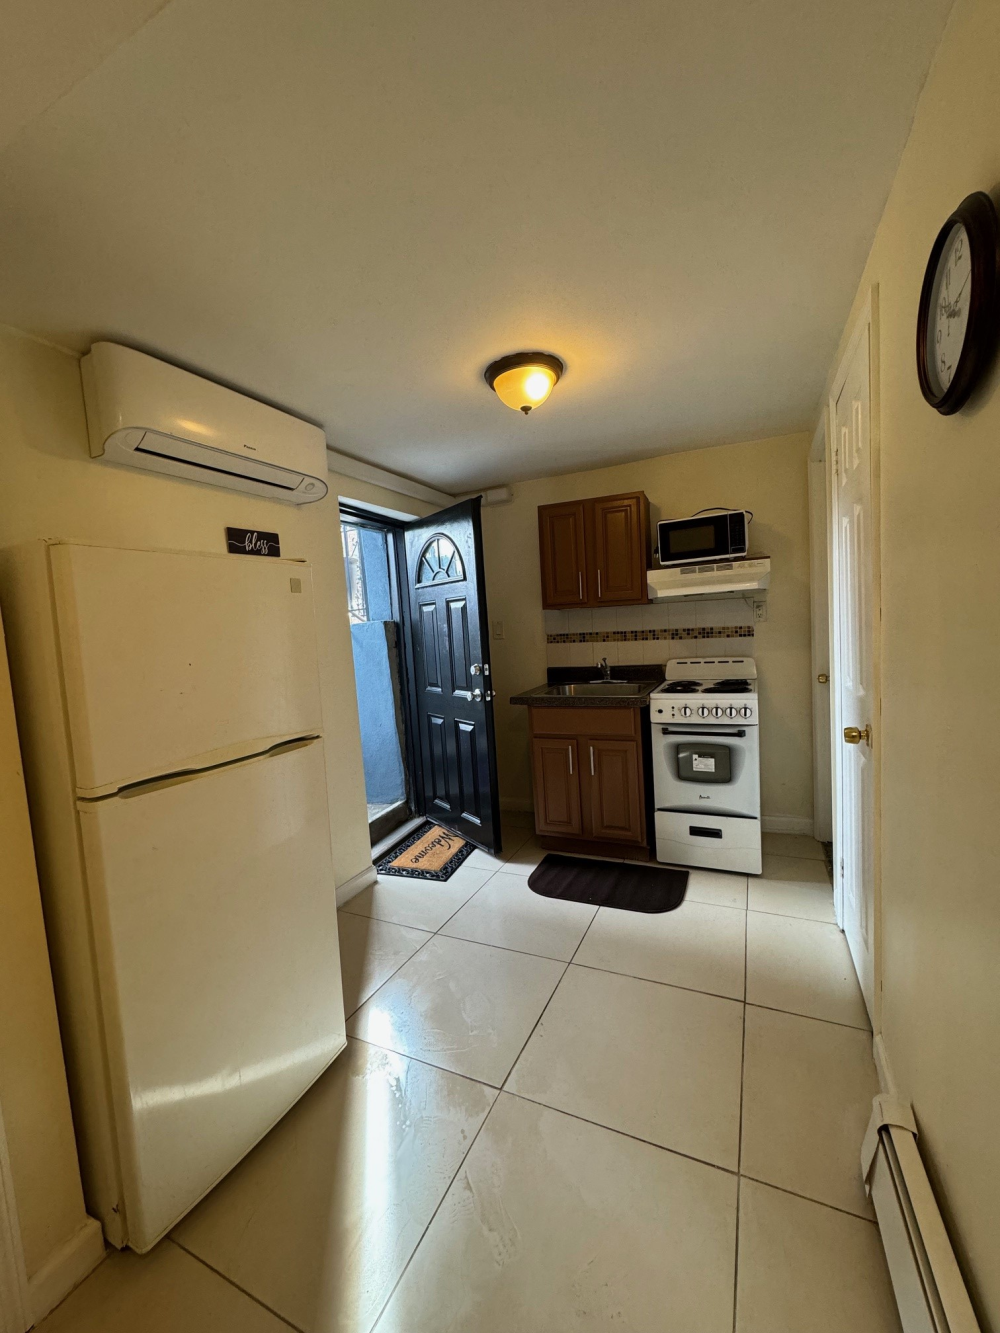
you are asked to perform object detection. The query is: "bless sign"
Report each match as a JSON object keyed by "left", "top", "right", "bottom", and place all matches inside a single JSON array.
[{"left": 226, "top": 527, "right": 281, "bottom": 557}]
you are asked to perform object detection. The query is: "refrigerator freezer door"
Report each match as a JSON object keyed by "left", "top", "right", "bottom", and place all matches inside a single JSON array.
[
  {"left": 50, "top": 543, "right": 324, "bottom": 795},
  {"left": 77, "top": 737, "right": 345, "bottom": 1251}
]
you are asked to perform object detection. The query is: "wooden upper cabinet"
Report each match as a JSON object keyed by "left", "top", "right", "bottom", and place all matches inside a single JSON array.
[
  {"left": 538, "top": 491, "right": 649, "bottom": 609},
  {"left": 590, "top": 493, "right": 650, "bottom": 604},
  {"left": 538, "top": 501, "right": 588, "bottom": 607}
]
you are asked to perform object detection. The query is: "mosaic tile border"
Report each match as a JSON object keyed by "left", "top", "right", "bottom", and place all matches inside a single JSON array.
[{"left": 547, "top": 626, "right": 754, "bottom": 644}]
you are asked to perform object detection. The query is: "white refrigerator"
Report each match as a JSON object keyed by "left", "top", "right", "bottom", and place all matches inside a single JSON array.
[{"left": 39, "top": 542, "right": 345, "bottom": 1252}]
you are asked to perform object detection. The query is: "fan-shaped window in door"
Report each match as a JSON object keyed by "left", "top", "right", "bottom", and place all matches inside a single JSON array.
[{"left": 416, "top": 534, "right": 465, "bottom": 585}]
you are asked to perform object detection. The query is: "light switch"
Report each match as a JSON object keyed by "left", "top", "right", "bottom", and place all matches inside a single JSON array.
[{"left": 492, "top": 619, "right": 505, "bottom": 640}]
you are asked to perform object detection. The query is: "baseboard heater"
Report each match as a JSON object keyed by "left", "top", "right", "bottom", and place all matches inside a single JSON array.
[{"left": 862, "top": 1097, "right": 981, "bottom": 1333}]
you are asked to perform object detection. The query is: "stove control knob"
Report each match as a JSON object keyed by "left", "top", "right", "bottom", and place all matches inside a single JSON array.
[
  {"left": 697, "top": 705, "right": 710, "bottom": 718},
  {"left": 711, "top": 705, "right": 724, "bottom": 718},
  {"left": 725, "top": 705, "right": 738, "bottom": 718},
  {"left": 739, "top": 706, "right": 753, "bottom": 719},
  {"left": 679, "top": 705, "right": 693, "bottom": 717}
]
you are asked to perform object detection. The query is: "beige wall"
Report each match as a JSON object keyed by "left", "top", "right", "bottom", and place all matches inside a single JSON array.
[
  {"left": 0, "top": 613, "right": 87, "bottom": 1279},
  {"left": 828, "top": 0, "right": 1000, "bottom": 1322},
  {"left": 481, "top": 432, "right": 813, "bottom": 825},
  {"left": 0, "top": 323, "right": 435, "bottom": 1269}
]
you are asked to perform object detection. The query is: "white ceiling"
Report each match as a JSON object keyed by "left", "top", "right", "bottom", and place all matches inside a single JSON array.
[
  {"left": 0, "top": 0, "right": 952, "bottom": 490},
  {"left": 0, "top": 0, "right": 170, "bottom": 153}
]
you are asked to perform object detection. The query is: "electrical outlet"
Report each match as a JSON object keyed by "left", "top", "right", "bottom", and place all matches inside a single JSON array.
[
  {"left": 492, "top": 618, "right": 505, "bottom": 640},
  {"left": 753, "top": 600, "right": 767, "bottom": 623}
]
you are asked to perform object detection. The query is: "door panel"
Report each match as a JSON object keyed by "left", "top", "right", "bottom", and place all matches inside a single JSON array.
[
  {"left": 586, "top": 738, "right": 643, "bottom": 841},
  {"left": 532, "top": 738, "right": 582, "bottom": 836},
  {"left": 539, "top": 502, "right": 588, "bottom": 606},
  {"left": 832, "top": 324, "right": 876, "bottom": 1020},
  {"left": 404, "top": 499, "right": 501, "bottom": 851},
  {"left": 77, "top": 739, "right": 345, "bottom": 1250},
  {"left": 49, "top": 543, "right": 323, "bottom": 796},
  {"left": 590, "top": 494, "right": 647, "bottom": 604}
]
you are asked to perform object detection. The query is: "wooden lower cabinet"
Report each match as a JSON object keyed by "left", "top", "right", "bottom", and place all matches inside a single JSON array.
[
  {"left": 531, "top": 737, "right": 583, "bottom": 836},
  {"left": 529, "top": 707, "right": 648, "bottom": 857}
]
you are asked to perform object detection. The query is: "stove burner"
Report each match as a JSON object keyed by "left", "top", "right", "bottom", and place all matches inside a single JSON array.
[
  {"left": 660, "top": 681, "right": 701, "bottom": 693},
  {"left": 702, "top": 679, "right": 752, "bottom": 693}
]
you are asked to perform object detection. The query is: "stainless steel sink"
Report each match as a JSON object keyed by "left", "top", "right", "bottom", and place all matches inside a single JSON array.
[{"left": 542, "top": 682, "right": 646, "bottom": 697}]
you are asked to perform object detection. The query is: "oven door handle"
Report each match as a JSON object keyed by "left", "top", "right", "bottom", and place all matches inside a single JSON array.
[{"left": 659, "top": 727, "right": 747, "bottom": 738}]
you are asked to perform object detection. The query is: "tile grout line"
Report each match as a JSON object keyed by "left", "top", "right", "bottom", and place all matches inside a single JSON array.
[
  {"left": 367, "top": 1092, "right": 501, "bottom": 1331},
  {"left": 731, "top": 903, "right": 749, "bottom": 1333},
  {"left": 736, "top": 1174, "right": 881, "bottom": 1224},
  {"left": 168, "top": 1237, "right": 305, "bottom": 1332}
]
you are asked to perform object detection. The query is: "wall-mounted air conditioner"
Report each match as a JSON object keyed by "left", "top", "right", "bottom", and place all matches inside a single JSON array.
[
  {"left": 81, "top": 343, "right": 329, "bottom": 504},
  {"left": 646, "top": 556, "right": 770, "bottom": 600}
]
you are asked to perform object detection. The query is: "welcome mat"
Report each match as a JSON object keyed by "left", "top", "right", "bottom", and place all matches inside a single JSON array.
[
  {"left": 528, "top": 854, "right": 688, "bottom": 913},
  {"left": 376, "top": 822, "right": 475, "bottom": 881}
]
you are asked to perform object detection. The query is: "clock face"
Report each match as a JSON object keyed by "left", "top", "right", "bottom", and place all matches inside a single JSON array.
[{"left": 925, "top": 222, "right": 972, "bottom": 396}]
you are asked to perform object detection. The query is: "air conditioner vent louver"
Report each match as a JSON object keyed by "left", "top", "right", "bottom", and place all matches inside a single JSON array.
[{"left": 81, "top": 342, "right": 330, "bottom": 505}]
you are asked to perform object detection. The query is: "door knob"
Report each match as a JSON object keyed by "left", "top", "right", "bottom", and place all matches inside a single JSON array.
[
  {"left": 817, "top": 673, "right": 829, "bottom": 684},
  {"left": 843, "top": 725, "right": 871, "bottom": 746}
]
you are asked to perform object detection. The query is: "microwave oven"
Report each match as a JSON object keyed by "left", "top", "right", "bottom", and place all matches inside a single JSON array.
[{"left": 656, "top": 510, "right": 751, "bottom": 566}]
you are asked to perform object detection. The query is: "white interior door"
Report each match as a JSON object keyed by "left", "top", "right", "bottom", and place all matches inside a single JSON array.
[
  {"left": 77, "top": 738, "right": 345, "bottom": 1251},
  {"left": 808, "top": 445, "right": 833, "bottom": 844},
  {"left": 831, "top": 324, "right": 876, "bottom": 1018}
]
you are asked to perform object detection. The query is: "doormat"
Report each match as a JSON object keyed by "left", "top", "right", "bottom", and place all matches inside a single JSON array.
[
  {"left": 376, "top": 822, "right": 475, "bottom": 881},
  {"left": 528, "top": 854, "right": 688, "bottom": 913}
]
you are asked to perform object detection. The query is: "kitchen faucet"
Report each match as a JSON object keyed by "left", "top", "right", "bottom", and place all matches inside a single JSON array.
[{"left": 598, "top": 656, "right": 612, "bottom": 681}]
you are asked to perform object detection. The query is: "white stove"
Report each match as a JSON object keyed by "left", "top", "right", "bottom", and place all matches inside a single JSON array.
[{"left": 649, "top": 658, "right": 762, "bottom": 874}]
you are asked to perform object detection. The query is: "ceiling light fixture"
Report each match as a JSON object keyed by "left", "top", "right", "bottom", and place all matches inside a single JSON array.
[{"left": 484, "top": 351, "right": 564, "bottom": 414}]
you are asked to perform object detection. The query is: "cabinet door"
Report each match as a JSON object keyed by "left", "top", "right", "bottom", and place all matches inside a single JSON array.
[
  {"left": 589, "top": 494, "right": 648, "bottom": 604},
  {"left": 538, "top": 502, "right": 588, "bottom": 607},
  {"left": 584, "top": 737, "right": 643, "bottom": 842},
  {"left": 531, "top": 737, "right": 583, "bottom": 836}
]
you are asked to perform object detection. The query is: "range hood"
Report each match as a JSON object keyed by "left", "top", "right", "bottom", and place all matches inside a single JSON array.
[{"left": 647, "top": 556, "right": 770, "bottom": 600}]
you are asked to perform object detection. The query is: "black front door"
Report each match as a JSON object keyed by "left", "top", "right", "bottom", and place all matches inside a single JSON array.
[{"left": 403, "top": 498, "right": 501, "bottom": 852}]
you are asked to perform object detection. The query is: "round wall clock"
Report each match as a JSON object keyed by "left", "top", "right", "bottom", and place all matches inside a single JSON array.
[{"left": 916, "top": 191, "right": 1000, "bottom": 414}]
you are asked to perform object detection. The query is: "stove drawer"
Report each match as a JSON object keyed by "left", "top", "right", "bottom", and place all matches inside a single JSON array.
[{"left": 655, "top": 810, "right": 761, "bottom": 875}]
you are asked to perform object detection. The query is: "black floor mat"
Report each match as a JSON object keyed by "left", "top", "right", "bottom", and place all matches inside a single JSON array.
[{"left": 528, "top": 854, "right": 688, "bottom": 914}]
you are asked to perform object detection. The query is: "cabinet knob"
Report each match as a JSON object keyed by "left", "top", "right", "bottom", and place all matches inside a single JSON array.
[{"left": 817, "top": 673, "right": 829, "bottom": 684}]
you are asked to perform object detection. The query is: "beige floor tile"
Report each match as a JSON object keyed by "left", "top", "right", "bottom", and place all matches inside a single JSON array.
[
  {"left": 439, "top": 873, "right": 597, "bottom": 961},
  {"left": 575, "top": 899, "right": 746, "bottom": 999},
  {"left": 174, "top": 1039, "right": 494, "bottom": 1333},
  {"left": 508, "top": 964, "right": 743, "bottom": 1169},
  {"left": 346, "top": 935, "right": 564, "bottom": 1085},
  {"left": 337, "top": 912, "right": 431, "bottom": 1017},
  {"left": 376, "top": 1093, "right": 738, "bottom": 1333},
  {"left": 746, "top": 912, "right": 869, "bottom": 1029},
  {"left": 761, "top": 832, "right": 826, "bottom": 861},
  {"left": 749, "top": 854, "right": 835, "bottom": 923},
  {"left": 36, "top": 1242, "right": 288, "bottom": 1333},
  {"left": 736, "top": 1179, "right": 901, "bottom": 1333},
  {"left": 682, "top": 866, "right": 749, "bottom": 909},
  {"left": 339, "top": 864, "right": 493, "bottom": 932},
  {"left": 741, "top": 1007, "right": 877, "bottom": 1217},
  {"left": 467, "top": 836, "right": 548, "bottom": 875}
]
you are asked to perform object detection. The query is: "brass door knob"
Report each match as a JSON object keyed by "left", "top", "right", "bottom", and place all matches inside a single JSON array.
[
  {"left": 843, "top": 725, "right": 871, "bottom": 746},
  {"left": 817, "top": 673, "right": 829, "bottom": 684}
]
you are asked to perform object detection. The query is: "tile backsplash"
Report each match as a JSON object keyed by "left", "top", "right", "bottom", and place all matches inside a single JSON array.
[{"left": 544, "top": 600, "right": 754, "bottom": 669}]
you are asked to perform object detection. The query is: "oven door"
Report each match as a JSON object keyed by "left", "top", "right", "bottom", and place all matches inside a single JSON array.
[{"left": 652, "top": 723, "right": 759, "bottom": 818}]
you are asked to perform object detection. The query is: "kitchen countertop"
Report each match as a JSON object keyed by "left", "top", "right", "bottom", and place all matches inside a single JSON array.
[{"left": 509, "top": 665, "right": 664, "bottom": 709}]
